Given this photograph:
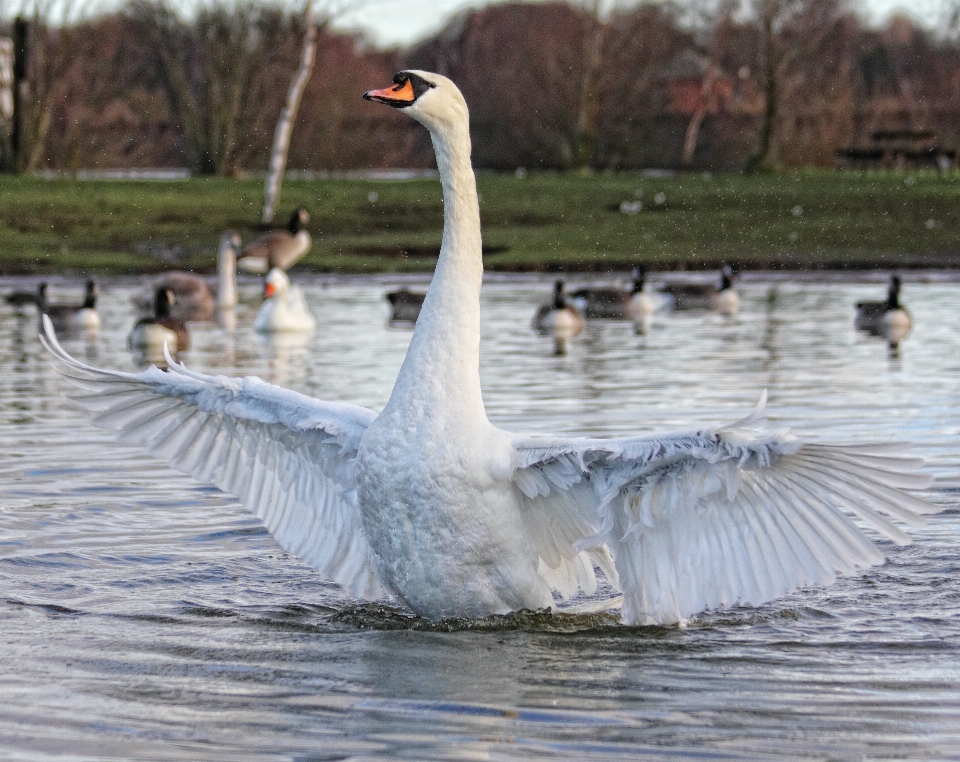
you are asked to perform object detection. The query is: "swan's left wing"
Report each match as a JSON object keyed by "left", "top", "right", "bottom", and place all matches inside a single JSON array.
[
  {"left": 511, "top": 393, "right": 937, "bottom": 626},
  {"left": 40, "top": 317, "right": 387, "bottom": 600}
]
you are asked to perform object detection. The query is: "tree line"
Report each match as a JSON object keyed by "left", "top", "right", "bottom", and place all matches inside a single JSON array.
[{"left": 1, "top": 0, "right": 958, "bottom": 174}]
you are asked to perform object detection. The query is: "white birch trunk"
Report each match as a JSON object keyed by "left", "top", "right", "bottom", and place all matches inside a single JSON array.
[
  {"left": 682, "top": 64, "right": 717, "bottom": 166},
  {"left": 262, "top": 0, "right": 317, "bottom": 224}
]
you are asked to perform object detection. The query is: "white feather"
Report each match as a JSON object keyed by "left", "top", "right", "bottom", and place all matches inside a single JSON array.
[{"left": 41, "top": 315, "right": 385, "bottom": 601}]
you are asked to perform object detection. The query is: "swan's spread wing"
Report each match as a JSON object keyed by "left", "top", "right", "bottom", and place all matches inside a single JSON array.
[
  {"left": 512, "top": 393, "right": 936, "bottom": 625},
  {"left": 41, "top": 317, "right": 386, "bottom": 600}
]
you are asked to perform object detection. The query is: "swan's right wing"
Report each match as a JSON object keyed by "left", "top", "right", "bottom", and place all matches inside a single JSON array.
[
  {"left": 41, "top": 317, "right": 387, "bottom": 600},
  {"left": 512, "top": 394, "right": 937, "bottom": 625}
]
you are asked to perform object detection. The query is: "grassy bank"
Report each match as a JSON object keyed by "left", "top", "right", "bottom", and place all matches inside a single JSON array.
[{"left": 1, "top": 170, "right": 958, "bottom": 274}]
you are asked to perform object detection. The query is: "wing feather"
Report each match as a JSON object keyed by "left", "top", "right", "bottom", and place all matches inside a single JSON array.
[
  {"left": 40, "top": 316, "right": 386, "bottom": 601},
  {"left": 511, "top": 395, "right": 935, "bottom": 625}
]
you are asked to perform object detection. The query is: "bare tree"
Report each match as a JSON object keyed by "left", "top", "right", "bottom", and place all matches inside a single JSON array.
[
  {"left": 743, "top": 0, "right": 852, "bottom": 171},
  {"left": 572, "top": 0, "right": 609, "bottom": 171},
  {"left": 131, "top": 0, "right": 299, "bottom": 175},
  {"left": 262, "top": 0, "right": 316, "bottom": 224}
]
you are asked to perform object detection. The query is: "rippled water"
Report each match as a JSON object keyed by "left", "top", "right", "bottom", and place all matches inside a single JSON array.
[{"left": 1, "top": 272, "right": 959, "bottom": 761}]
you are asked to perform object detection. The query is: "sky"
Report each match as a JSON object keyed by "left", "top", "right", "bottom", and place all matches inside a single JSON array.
[{"left": 331, "top": 0, "right": 944, "bottom": 48}]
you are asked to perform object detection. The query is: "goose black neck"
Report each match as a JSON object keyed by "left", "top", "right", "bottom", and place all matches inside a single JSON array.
[
  {"left": 154, "top": 289, "right": 173, "bottom": 318},
  {"left": 887, "top": 277, "right": 901, "bottom": 309},
  {"left": 631, "top": 268, "right": 646, "bottom": 294},
  {"left": 83, "top": 280, "right": 97, "bottom": 309},
  {"left": 287, "top": 210, "right": 301, "bottom": 234},
  {"left": 553, "top": 280, "right": 566, "bottom": 309}
]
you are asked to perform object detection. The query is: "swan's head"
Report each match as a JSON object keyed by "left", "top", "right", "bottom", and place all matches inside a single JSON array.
[
  {"left": 263, "top": 268, "right": 290, "bottom": 299},
  {"left": 219, "top": 230, "right": 241, "bottom": 260},
  {"left": 364, "top": 70, "right": 467, "bottom": 134}
]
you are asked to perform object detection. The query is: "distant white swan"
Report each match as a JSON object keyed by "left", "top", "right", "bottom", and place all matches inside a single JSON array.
[
  {"left": 254, "top": 268, "right": 316, "bottom": 333},
  {"left": 42, "top": 71, "right": 935, "bottom": 626}
]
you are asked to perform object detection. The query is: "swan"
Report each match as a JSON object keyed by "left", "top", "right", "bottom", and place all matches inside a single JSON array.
[
  {"left": 661, "top": 265, "right": 739, "bottom": 315},
  {"left": 532, "top": 279, "right": 584, "bottom": 336},
  {"left": 137, "top": 231, "right": 240, "bottom": 320},
  {"left": 41, "top": 280, "right": 100, "bottom": 332},
  {"left": 238, "top": 208, "right": 312, "bottom": 274},
  {"left": 856, "top": 275, "right": 911, "bottom": 342},
  {"left": 129, "top": 287, "right": 190, "bottom": 355},
  {"left": 385, "top": 288, "right": 426, "bottom": 323},
  {"left": 570, "top": 268, "right": 652, "bottom": 320},
  {"left": 41, "top": 71, "right": 936, "bottom": 626},
  {"left": 254, "top": 268, "right": 316, "bottom": 333}
]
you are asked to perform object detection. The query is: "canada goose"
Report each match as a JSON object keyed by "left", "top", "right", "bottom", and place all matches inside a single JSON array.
[
  {"left": 4, "top": 284, "right": 41, "bottom": 307},
  {"left": 136, "top": 231, "right": 241, "bottom": 320},
  {"left": 856, "top": 275, "right": 911, "bottom": 342},
  {"left": 386, "top": 288, "right": 426, "bottom": 323},
  {"left": 627, "top": 267, "right": 655, "bottom": 321},
  {"left": 532, "top": 279, "right": 585, "bottom": 336},
  {"left": 238, "top": 208, "right": 312, "bottom": 274},
  {"left": 660, "top": 265, "right": 739, "bottom": 314},
  {"left": 568, "top": 268, "right": 655, "bottom": 320},
  {"left": 40, "top": 280, "right": 100, "bottom": 332},
  {"left": 41, "top": 70, "right": 935, "bottom": 628},
  {"left": 254, "top": 268, "right": 316, "bottom": 333},
  {"left": 128, "top": 288, "right": 189, "bottom": 353}
]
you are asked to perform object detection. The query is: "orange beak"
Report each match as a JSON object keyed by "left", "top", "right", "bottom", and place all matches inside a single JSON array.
[
  {"left": 363, "top": 78, "right": 416, "bottom": 108},
  {"left": 264, "top": 282, "right": 276, "bottom": 298}
]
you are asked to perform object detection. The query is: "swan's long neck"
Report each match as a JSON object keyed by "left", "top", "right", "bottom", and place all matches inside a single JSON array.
[
  {"left": 217, "top": 239, "right": 237, "bottom": 308},
  {"left": 386, "top": 117, "right": 485, "bottom": 421}
]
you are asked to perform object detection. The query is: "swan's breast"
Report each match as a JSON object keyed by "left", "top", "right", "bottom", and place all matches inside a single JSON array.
[{"left": 354, "top": 415, "right": 549, "bottom": 618}]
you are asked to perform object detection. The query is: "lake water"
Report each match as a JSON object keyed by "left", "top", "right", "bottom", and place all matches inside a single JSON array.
[{"left": 1, "top": 272, "right": 958, "bottom": 761}]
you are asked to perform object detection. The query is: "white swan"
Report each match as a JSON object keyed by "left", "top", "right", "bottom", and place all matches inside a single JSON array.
[
  {"left": 41, "top": 71, "right": 936, "bottom": 626},
  {"left": 254, "top": 268, "right": 316, "bottom": 333}
]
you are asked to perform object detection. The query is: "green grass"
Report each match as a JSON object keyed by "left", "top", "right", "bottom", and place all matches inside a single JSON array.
[{"left": 1, "top": 170, "right": 958, "bottom": 274}]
